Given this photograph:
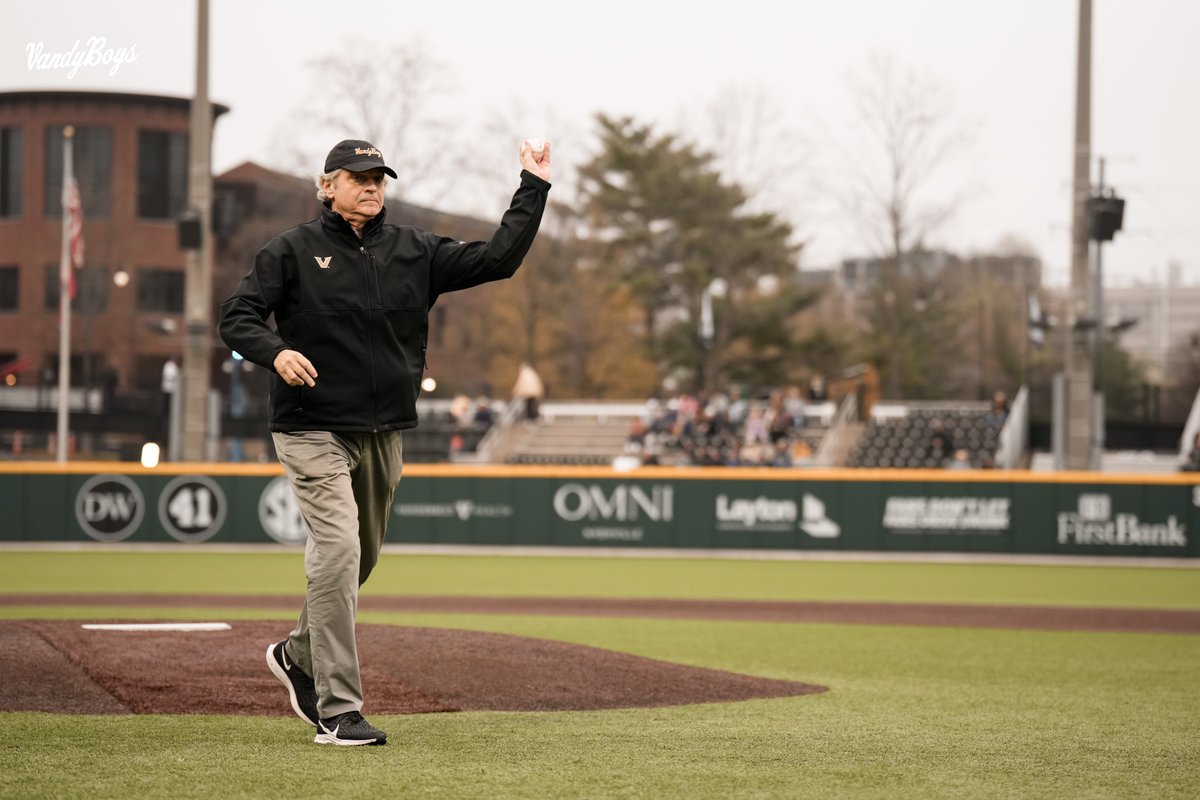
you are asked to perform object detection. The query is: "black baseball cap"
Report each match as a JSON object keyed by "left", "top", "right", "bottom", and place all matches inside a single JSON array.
[{"left": 324, "top": 139, "right": 397, "bottom": 178}]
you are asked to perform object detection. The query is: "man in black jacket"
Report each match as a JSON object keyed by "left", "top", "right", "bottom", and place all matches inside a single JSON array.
[{"left": 219, "top": 138, "right": 550, "bottom": 746}]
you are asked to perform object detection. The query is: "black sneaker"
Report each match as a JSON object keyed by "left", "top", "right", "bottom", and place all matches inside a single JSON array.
[
  {"left": 265, "top": 640, "right": 318, "bottom": 726},
  {"left": 314, "top": 711, "right": 388, "bottom": 746}
]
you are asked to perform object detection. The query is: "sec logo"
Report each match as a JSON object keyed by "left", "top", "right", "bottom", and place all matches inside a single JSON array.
[{"left": 258, "top": 476, "right": 309, "bottom": 544}]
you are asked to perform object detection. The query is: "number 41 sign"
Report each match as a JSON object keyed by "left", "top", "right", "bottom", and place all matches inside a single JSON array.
[{"left": 157, "top": 475, "right": 228, "bottom": 543}]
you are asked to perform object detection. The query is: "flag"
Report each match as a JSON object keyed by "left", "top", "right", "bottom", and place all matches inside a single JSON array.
[{"left": 63, "top": 174, "right": 84, "bottom": 299}]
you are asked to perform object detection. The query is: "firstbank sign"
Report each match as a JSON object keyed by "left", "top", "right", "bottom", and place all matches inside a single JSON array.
[
  {"left": 552, "top": 483, "right": 674, "bottom": 522},
  {"left": 1057, "top": 494, "right": 1186, "bottom": 547}
]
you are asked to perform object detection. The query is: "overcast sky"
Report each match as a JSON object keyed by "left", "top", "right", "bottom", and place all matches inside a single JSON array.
[{"left": 5, "top": 0, "right": 1199, "bottom": 287}]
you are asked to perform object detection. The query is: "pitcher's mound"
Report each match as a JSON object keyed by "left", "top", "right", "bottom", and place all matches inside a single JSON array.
[{"left": 1, "top": 620, "right": 826, "bottom": 715}]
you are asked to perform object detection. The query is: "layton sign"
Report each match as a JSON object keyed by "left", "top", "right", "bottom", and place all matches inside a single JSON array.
[{"left": 714, "top": 494, "right": 840, "bottom": 538}]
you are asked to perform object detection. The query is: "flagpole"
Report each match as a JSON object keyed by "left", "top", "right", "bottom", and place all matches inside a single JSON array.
[{"left": 56, "top": 125, "right": 74, "bottom": 463}]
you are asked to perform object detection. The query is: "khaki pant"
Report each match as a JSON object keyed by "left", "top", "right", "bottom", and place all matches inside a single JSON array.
[{"left": 272, "top": 430, "right": 404, "bottom": 718}]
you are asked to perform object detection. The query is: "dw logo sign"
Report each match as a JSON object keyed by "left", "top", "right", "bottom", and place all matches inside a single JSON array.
[{"left": 74, "top": 474, "right": 145, "bottom": 542}]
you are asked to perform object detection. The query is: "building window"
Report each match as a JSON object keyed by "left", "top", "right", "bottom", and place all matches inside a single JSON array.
[
  {"left": 42, "top": 352, "right": 106, "bottom": 388},
  {"left": 0, "top": 128, "right": 21, "bottom": 218},
  {"left": 44, "top": 127, "right": 112, "bottom": 218},
  {"left": 44, "top": 265, "right": 108, "bottom": 313},
  {"left": 137, "top": 268, "right": 184, "bottom": 313},
  {"left": 137, "top": 130, "right": 189, "bottom": 220},
  {"left": 0, "top": 266, "right": 17, "bottom": 311}
]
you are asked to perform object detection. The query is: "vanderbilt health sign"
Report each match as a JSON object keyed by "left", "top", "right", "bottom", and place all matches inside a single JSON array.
[{"left": 0, "top": 466, "right": 1196, "bottom": 558}]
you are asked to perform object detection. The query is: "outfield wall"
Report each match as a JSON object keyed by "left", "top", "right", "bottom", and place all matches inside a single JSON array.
[{"left": 0, "top": 462, "right": 1196, "bottom": 558}]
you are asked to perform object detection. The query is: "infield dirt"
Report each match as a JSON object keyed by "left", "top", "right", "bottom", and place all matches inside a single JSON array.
[
  {"left": 1, "top": 619, "right": 826, "bottom": 716},
  {"left": 5, "top": 593, "right": 1195, "bottom": 717}
]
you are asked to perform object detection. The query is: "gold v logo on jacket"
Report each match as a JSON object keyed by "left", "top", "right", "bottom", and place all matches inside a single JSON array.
[{"left": 314, "top": 256, "right": 332, "bottom": 269}]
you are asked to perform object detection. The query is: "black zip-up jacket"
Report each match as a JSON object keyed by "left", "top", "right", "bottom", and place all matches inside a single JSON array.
[{"left": 218, "top": 169, "right": 550, "bottom": 433}]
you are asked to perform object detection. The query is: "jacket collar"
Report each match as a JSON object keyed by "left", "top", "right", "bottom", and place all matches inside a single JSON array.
[{"left": 320, "top": 202, "right": 387, "bottom": 244}]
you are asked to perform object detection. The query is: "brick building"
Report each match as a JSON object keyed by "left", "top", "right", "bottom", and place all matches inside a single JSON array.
[
  {"left": 0, "top": 89, "right": 514, "bottom": 459},
  {"left": 0, "top": 90, "right": 228, "bottom": 398}
]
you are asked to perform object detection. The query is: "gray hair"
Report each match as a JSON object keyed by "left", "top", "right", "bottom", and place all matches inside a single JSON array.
[
  {"left": 314, "top": 169, "right": 342, "bottom": 202},
  {"left": 314, "top": 168, "right": 390, "bottom": 201}
]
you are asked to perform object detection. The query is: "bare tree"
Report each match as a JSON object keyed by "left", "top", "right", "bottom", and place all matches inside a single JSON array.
[
  {"left": 683, "top": 83, "right": 811, "bottom": 241},
  {"left": 840, "top": 53, "right": 974, "bottom": 398},
  {"left": 270, "top": 38, "right": 469, "bottom": 208},
  {"left": 457, "top": 103, "right": 583, "bottom": 222},
  {"left": 843, "top": 53, "right": 969, "bottom": 257}
]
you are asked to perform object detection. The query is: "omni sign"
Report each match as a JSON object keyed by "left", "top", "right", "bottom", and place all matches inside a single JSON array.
[{"left": 552, "top": 483, "right": 674, "bottom": 523}]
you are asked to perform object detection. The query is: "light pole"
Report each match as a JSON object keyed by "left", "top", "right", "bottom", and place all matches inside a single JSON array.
[
  {"left": 1085, "top": 156, "right": 1127, "bottom": 464},
  {"left": 181, "top": 0, "right": 213, "bottom": 460}
]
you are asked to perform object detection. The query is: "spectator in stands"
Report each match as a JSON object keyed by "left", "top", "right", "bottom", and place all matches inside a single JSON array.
[
  {"left": 472, "top": 397, "right": 495, "bottom": 426},
  {"left": 784, "top": 385, "right": 807, "bottom": 429},
  {"left": 770, "top": 438, "right": 794, "bottom": 467},
  {"left": 626, "top": 417, "right": 648, "bottom": 448},
  {"left": 1181, "top": 433, "right": 1200, "bottom": 472},
  {"left": 511, "top": 363, "right": 544, "bottom": 421},
  {"left": 790, "top": 438, "right": 814, "bottom": 465},
  {"left": 677, "top": 394, "right": 700, "bottom": 426},
  {"left": 766, "top": 391, "right": 793, "bottom": 444},
  {"left": 808, "top": 374, "right": 827, "bottom": 401},
  {"left": 739, "top": 442, "right": 763, "bottom": 466},
  {"left": 946, "top": 449, "right": 972, "bottom": 470},
  {"left": 641, "top": 397, "right": 662, "bottom": 428},
  {"left": 450, "top": 394, "right": 473, "bottom": 427},
  {"left": 744, "top": 406, "right": 769, "bottom": 445},
  {"left": 987, "top": 391, "right": 1010, "bottom": 429},
  {"left": 704, "top": 391, "right": 728, "bottom": 418},
  {"left": 728, "top": 388, "right": 749, "bottom": 425},
  {"left": 927, "top": 418, "right": 955, "bottom": 464}
]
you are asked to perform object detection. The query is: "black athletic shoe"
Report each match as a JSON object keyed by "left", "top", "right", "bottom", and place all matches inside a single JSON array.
[
  {"left": 314, "top": 711, "right": 388, "bottom": 746},
  {"left": 265, "top": 640, "right": 319, "bottom": 726}
]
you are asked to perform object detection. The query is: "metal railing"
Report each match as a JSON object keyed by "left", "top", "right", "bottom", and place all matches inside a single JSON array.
[
  {"left": 1179, "top": 386, "right": 1200, "bottom": 462},
  {"left": 994, "top": 385, "right": 1029, "bottom": 469},
  {"left": 814, "top": 393, "right": 859, "bottom": 467}
]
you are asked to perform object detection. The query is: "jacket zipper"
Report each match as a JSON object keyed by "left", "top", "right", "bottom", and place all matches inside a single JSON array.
[{"left": 361, "top": 245, "right": 379, "bottom": 432}]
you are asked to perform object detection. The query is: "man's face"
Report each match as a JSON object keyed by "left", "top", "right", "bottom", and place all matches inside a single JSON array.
[{"left": 326, "top": 168, "right": 387, "bottom": 224}]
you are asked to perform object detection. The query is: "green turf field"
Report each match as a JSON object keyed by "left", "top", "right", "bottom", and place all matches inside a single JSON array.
[{"left": 1, "top": 550, "right": 1198, "bottom": 800}]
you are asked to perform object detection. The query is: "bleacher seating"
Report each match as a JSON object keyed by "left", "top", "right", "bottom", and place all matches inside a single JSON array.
[
  {"left": 402, "top": 415, "right": 492, "bottom": 463},
  {"left": 846, "top": 404, "right": 1001, "bottom": 469},
  {"left": 486, "top": 395, "right": 836, "bottom": 468}
]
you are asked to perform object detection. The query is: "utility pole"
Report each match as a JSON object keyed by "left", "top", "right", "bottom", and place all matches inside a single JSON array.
[
  {"left": 182, "top": 0, "right": 213, "bottom": 460},
  {"left": 1064, "top": 0, "right": 1094, "bottom": 469},
  {"left": 1091, "top": 157, "right": 1106, "bottom": 469}
]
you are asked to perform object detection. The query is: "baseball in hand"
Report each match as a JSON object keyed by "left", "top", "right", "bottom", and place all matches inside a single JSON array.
[{"left": 525, "top": 138, "right": 545, "bottom": 157}]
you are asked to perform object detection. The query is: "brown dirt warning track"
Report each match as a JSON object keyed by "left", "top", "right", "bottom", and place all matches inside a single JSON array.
[{"left": 2, "top": 593, "right": 1196, "bottom": 717}]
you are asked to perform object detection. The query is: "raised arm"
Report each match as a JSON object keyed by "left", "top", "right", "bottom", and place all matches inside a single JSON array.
[{"left": 428, "top": 141, "right": 552, "bottom": 301}]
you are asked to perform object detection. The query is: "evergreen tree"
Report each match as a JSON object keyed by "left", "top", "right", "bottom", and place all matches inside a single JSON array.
[{"left": 576, "top": 115, "right": 800, "bottom": 391}]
